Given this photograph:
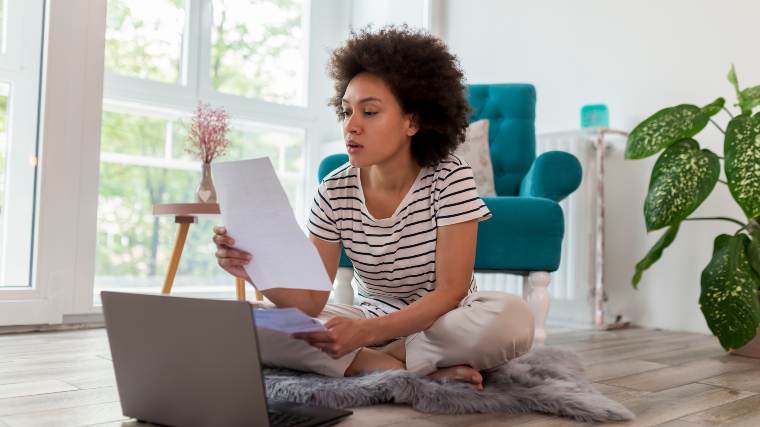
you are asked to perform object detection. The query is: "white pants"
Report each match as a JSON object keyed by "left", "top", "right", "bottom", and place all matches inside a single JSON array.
[{"left": 257, "top": 291, "right": 535, "bottom": 377}]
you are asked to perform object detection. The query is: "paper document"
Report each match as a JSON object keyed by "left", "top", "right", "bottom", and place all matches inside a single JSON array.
[
  {"left": 212, "top": 157, "right": 332, "bottom": 291},
  {"left": 253, "top": 307, "right": 326, "bottom": 334}
]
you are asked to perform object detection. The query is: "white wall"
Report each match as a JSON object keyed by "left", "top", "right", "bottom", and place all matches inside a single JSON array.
[
  {"left": 441, "top": 0, "right": 760, "bottom": 333},
  {"left": 319, "top": 0, "right": 432, "bottom": 157},
  {"left": 350, "top": 0, "right": 427, "bottom": 30}
]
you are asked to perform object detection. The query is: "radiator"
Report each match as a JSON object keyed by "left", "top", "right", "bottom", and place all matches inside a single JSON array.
[{"left": 475, "top": 129, "right": 627, "bottom": 328}]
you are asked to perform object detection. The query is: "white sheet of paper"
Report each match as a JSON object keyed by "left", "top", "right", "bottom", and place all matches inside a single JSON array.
[
  {"left": 212, "top": 157, "right": 332, "bottom": 291},
  {"left": 253, "top": 307, "right": 326, "bottom": 334}
]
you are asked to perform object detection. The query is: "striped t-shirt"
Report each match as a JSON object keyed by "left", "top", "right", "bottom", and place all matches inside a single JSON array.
[{"left": 307, "top": 154, "right": 492, "bottom": 317}]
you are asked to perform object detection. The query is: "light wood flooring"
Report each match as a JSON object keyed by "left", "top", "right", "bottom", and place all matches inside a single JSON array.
[{"left": 1, "top": 326, "right": 760, "bottom": 426}]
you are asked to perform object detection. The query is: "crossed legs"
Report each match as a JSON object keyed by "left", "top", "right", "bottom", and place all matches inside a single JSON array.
[
  {"left": 258, "top": 291, "right": 534, "bottom": 389},
  {"left": 344, "top": 291, "right": 535, "bottom": 389}
]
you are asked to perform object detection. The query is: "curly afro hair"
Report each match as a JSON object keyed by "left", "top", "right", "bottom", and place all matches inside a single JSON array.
[{"left": 327, "top": 25, "right": 471, "bottom": 168}]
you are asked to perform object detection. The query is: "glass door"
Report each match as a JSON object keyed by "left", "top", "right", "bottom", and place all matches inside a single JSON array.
[{"left": 0, "top": 0, "right": 48, "bottom": 325}]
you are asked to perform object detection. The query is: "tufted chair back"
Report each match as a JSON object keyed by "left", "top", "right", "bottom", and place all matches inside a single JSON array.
[
  {"left": 466, "top": 84, "right": 536, "bottom": 196},
  {"left": 319, "top": 84, "right": 538, "bottom": 196}
]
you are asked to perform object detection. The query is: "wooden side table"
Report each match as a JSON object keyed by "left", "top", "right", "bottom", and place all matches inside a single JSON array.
[{"left": 152, "top": 203, "right": 262, "bottom": 302}]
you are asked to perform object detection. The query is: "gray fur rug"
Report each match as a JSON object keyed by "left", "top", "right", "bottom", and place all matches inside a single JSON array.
[{"left": 263, "top": 346, "right": 634, "bottom": 422}]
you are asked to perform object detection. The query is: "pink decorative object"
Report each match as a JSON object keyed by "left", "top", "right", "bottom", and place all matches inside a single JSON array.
[{"left": 186, "top": 102, "right": 231, "bottom": 203}]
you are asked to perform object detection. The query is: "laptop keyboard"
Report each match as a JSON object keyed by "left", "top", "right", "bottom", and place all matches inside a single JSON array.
[{"left": 268, "top": 409, "right": 314, "bottom": 427}]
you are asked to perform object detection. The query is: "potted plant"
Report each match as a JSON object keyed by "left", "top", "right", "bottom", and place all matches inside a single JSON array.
[
  {"left": 626, "top": 64, "right": 760, "bottom": 355},
  {"left": 186, "top": 101, "right": 231, "bottom": 203}
]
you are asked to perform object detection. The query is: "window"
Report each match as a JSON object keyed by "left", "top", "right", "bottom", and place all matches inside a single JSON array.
[
  {"left": 95, "top": 107, "right": 304, "bottom": 297},
  {"left": 0, "top": 85, "right": 9, "bottom": 224},
  {"left": 95, "top": 0, "right": 311, "bottom": 302},
  {"left": 105, "top": 0, "right": 187, "bottom": 84},
  {"left": 210, "top": 0, "right": 307, "bottom": 105},
  {"left": 0, "top": 1, "right": 44, "bottom": 288},
  {"left": 0, "top": 83, "right": 12, "bottom": 286},
  {"left": 0, "top": 2, "right": 5, "bottom": 53}
]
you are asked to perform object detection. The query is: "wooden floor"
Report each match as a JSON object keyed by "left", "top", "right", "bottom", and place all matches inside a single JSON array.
[{"left": 1, "top": 327, "right": 760, "bottom": 427}]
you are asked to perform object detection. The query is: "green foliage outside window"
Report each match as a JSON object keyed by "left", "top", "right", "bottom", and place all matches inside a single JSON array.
[
  {"left": 98, "top": 0, "right": 307, "bottom": 291},
  {"left": 105, "top": 0, "right": 185, "bottom": 83},
  {"left": 210, "top": 0, "right": 305, "bottom": 104},
  {"left": 96, "top": 110, "right": 304, "bottom": 289}
]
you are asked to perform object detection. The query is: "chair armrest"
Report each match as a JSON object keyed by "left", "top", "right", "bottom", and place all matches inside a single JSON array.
[
  {"left": 518, "top": 151, "right": 582, "bottom": 202},
  {"left": 318, "top": 153, "right": 349, "bottom": 181},
  {"left": 477, "top": 196, "right": 564, "bottom": 271}
]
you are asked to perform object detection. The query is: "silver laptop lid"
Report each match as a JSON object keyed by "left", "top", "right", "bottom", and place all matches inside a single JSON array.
[{"left": 101, "top": 291, "right": 270, "bottom": 427}]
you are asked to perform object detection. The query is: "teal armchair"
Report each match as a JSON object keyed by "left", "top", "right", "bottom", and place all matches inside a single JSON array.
[{"left": 317, "top": 84, "right": 582, "bottom": 344}]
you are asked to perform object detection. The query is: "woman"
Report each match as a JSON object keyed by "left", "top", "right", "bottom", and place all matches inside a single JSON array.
[{"left": 213, "top": 26, "right": 534, "bottom": 390}]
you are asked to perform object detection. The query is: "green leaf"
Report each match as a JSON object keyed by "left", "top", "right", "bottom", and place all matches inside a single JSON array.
[
  {"left": 699, "top": 234, "right": 760, "bottom": 350},
  {"left": 728, "top": 64, "right": 739, "bottom": 88},
  {"left": 740, "top": 85, "right": 760, "bottom": 111},
  {"left": 749, "top": 227, "right": 760, "bottom": 280},
  {"left": 724, "top": 114, "right": 760, "bottom": 218},
  {"left": 728, "top": 64, "right": 753, "bottom": 115},
  {"left": 625, "top": 98, "right": 725, "bottom": 160},
  {"left": 632, "top": 222, "right": 680, "bottom": 288},
  {"left": 644, "top": 139, "right": 720, "bottom": 231},
  {"left": 700, "top": 97, "right": 726, "bottom": 117}
]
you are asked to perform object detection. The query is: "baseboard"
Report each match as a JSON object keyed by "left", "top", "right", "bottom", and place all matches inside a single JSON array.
[{"left": 0, "top": 312, "right": 105, "bottom": 335}]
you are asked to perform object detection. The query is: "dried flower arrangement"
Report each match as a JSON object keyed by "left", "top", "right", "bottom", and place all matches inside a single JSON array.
[{"left": 186, "top": 102, "right": 231, "bottom": 203}]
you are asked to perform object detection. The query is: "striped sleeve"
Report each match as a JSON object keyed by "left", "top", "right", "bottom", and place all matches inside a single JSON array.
[
  {"left": 435, "top": 165, "right": 492, "bottom": 227},
  {"left": 307, "top": 182, "right": 341, "bottom": 241}
]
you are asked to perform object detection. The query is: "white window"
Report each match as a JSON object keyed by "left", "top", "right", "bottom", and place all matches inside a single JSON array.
[
  {"left": 210, "top": 0, "right": 307, "bottom": 105},
  {"left": 94, "top": 0, "right": 314, "bottom": 302},
  {"left": 0, "top": 1, "right": 44, "bottom": 289},
  {"left": 104, "top": 0, "right": 187, "bottom": 84}
]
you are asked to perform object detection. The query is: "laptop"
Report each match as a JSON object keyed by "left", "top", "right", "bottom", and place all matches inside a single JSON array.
[{"left": 100, "top": 291, "right": 352, "bottom": 427}]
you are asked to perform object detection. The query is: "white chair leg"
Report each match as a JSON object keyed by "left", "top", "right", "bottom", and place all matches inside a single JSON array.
[
  {"left": 333, "top": 267, "right": 354, "bottom": 305},
  {"left": 522, "top": 271, "right": 552, "bottom": 346}
]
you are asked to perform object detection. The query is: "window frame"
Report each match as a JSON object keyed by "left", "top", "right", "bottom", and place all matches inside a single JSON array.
[
  {"left": 103, "top": 0, "right": 314, "bottom": 125},
  {"left": 0, "top": 0, "right": 106, "bottom": 327},
  {"left": 0, "top": 0, "right": 47, "bottom": 289},
  {"left": 69, "top": 0, "right": 348, "bottom": 315},
  {"left": 0, "top": 0, "right": 48, "bottom": 324},
  {"left": 93, "top": 0, "right": 315, "bottom": 304},
  {"left": 0, "top": 0, "right": 350, "bottom": 326}
]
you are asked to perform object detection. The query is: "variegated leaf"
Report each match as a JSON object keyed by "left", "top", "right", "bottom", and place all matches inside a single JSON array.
[
  {"left": 700, "top": 97, "right": 725, "bottom": 117},
  {"left": 699, "top": 234, "right": 760, "bottom": 351},
  {"left": 644, "top": 139, "right": 720, "bottom": 231},
  {"left": 632, "top": 222, "right": 680, "bottom": 288},
  {"left": 625, "top": 98, "right": 725, "bottom": 160},
  {"left": 740, "top": 85, "right": 760, "bottom": 111},
  {"left": 725, "top": 114, "right": 760, "bottom": 218},
  {"left": 749, "top": 227, "right": 760, "bottom": 279}
]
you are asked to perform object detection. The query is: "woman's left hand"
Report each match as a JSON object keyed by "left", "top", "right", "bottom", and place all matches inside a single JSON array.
[{"left": 292, "top": 317, "right": 371, "bottom": 358}]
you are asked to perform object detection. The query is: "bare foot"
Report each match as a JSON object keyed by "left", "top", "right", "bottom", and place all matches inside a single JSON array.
[{"left": 427, "top": 365, "right": 483, "bottom": 391}]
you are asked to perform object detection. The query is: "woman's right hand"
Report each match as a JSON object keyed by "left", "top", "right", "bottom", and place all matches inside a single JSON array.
[{"left": 213, "top": 226, "right": 252, "bottom": 281}]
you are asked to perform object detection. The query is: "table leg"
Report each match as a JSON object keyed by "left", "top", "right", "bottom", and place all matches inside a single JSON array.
[
  {"left": 235, "top": 277, "right": 246, "bottom": 301},
  {"left": 161, "top": 222, "right": 190, "bottom": 295},
  {"left": 234, "top": 278, "right": 264, "bottom": 301}
]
